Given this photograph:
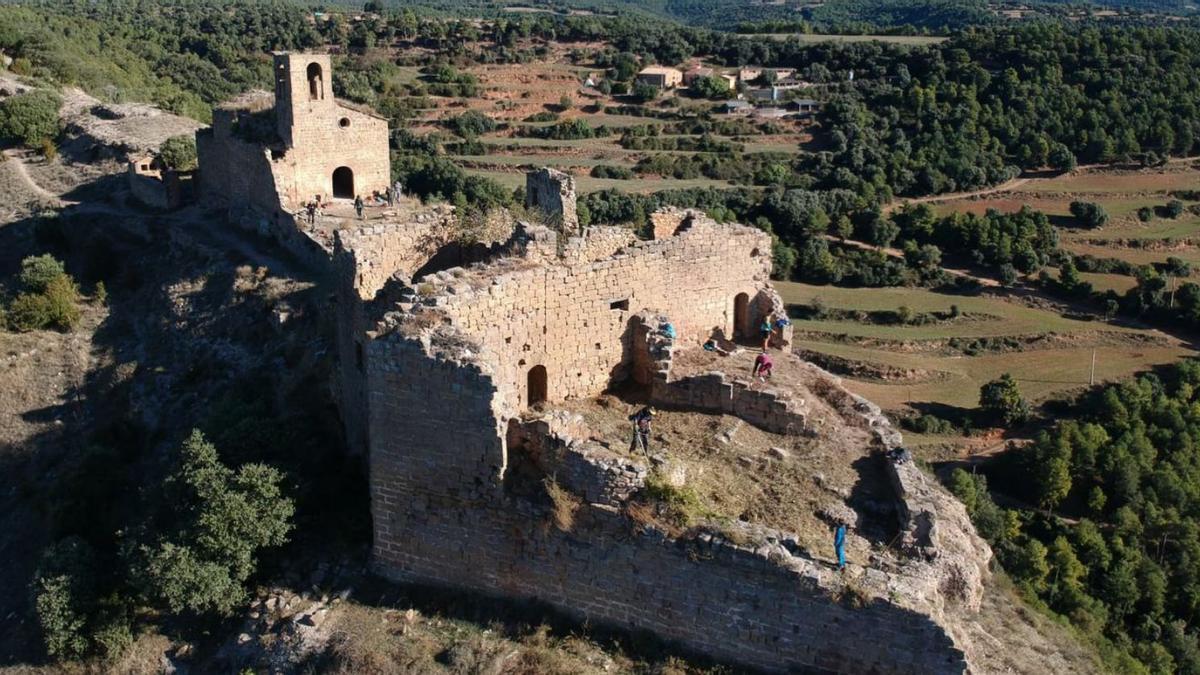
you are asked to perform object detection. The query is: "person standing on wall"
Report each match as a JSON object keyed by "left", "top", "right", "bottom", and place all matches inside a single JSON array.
[
  {"left": 386, "top": 184, "right": 395, "bottom": 207},
  {"left": 628, "top": 406, "right": 656, "bottom": 455},
  {"left": 354, "top": 194, "right": 365, "bottom": 220},
  {"left": 760, "top": 314, "right": 774, "bottom": 350},
  {"left": 834, "top": 521, "right": 847, "bottom": 571}
]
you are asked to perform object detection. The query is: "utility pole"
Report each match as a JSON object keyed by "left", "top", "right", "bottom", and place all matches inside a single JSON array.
[{"left": 1090, "top": 349, "right": 1097, "bottom": 386}]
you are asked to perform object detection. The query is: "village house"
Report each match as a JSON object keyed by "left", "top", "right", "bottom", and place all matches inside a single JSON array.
[{"left": 635, "top": 65, "right": 684, "bottom": 89}]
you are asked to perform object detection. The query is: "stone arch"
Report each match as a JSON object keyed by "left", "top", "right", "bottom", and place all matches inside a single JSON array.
[
  {"left": 307, "top": 62, "right": 324, "bottom": 101},
  {"left": 527, "top": 365, "right": 548, "bottom": 407},
  {"left": 733, "top": 292, "right": 750, "bottom": 340},
  {"left": 332, "top": 166, "right": 354, "bottom": 199}
]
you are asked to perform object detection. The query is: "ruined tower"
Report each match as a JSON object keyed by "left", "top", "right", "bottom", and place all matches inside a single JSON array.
[{"left": 525, "top": 168, "right": 579, "bottom": 234}]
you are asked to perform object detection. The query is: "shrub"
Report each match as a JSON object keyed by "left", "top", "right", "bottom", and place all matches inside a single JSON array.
[
  {"left": 589, "top": 164, "right": 634, "bottom": 179},
  {"left": 446, "top": 110, "right": 497, "bottom": 138},
  {"left": 158, "top": 135, "right": 197, "bottom": 171},
  {"left": 642, "top": 471, "right": 710, "bottom": 528},
  {"left": 632, "top": 81, "right": 659, "bottom": 103},
  {"left": 0, "top": 89, "right": 62, "bottom": 147},
  {"left": 126, "top": 430, "right": 293, "bottom": 616},
  {"left": 1069, "top": 201, "right": 1108, "bottom": 228},
  {"left": 1164, "top": 199, "right": 1185, "bottom": 218},
  {"left": 20, "top": 254, "right": 67, "bottom": 292},
  {"left": 10, "top": 274, "right": 83, "bottom": 332},
  {"left": 1137, "top": 206, "right": 1154, "bottom": 222},
  {"left": 979, "top": 373, "right": 1029, "bottom": 426},
  {"left": 32, "top": 537, "right": 97, "bottom": 660}
]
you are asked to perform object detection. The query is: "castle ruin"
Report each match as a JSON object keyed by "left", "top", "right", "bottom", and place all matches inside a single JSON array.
[
  {"left": 335, "top": 198, "right": 993, "bottom": 673},
  {"left": 200, "top": 54, "right": 995, "bottom": 673}
]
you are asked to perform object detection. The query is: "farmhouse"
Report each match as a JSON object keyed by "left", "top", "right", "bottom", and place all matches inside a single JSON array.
[
  {"left": 635, "top": 65, "right": 684, "bottom": 89},
  {"left": 683, "top": 64, "right": 733, "bottom": 88}
]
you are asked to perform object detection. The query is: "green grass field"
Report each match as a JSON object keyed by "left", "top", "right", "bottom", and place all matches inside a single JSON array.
[{"left": 776, "top": 281, "right": 1193, "bottom": 412}]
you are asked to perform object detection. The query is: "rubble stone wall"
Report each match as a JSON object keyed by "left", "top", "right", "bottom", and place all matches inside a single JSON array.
[
  {"left": 525, "top": 168, "right": 578, "bottom": 233},
  {"left": 428, "top": 220, "right": 774, "bottom": 415},
  {"left": 366, "top": 335, "right": 970, "bottom": 674},
  {"left": 195, "top": 113, "right": 285, "bottom": 212}
]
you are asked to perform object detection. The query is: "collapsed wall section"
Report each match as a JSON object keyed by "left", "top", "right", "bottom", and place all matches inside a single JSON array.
[
  {"left": 195, "top": 108, "right": 287, "bottom": 213},
  {"left": 367, "top": 332, "right": 971, "bottom": 674},
  {"left": 420, "top": 218, "right": 774, "bottom": 415}
]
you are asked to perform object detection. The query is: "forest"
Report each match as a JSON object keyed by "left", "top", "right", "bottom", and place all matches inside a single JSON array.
[{"left": 954, "top": 358, "right": 1200, "bottom": 674}]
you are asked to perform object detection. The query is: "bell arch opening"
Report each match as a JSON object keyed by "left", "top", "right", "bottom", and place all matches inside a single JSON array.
[{"left": 307, "top": 62, "right": 324, "bottom": 101}]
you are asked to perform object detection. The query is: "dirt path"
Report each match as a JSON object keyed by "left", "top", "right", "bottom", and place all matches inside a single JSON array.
[
  {"left": 1, "top": 149, "right": 78, "bottom": 207},
  {"left": 885, "top": 154, "right": 1200, "bottom": 214},
  {"left": 884, "top": 177, "right": 1032, "bottom": 214},
  {"left": 821, "top": 234, "right": 1001, "bottom": 287}
]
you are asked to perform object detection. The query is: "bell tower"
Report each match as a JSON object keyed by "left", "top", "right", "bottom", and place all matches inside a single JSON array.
[{"left": 273, "top": 52, "right": 334, "bottom": 149}]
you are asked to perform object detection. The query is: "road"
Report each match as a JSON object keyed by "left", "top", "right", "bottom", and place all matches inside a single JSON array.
[{"left": 821, "top": 234, "right": 1001, "bottom": 287}]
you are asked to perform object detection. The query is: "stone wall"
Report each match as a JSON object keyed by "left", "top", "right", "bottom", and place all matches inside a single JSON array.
[
  {"left": 631, "top": 313, "right": 809, "bottom": 435},
  {"left": 412, "top": 217, "right": 774, "bottom": 416},
  {"left": 195, "top": 111, "right": 285, "bottom": 212},
  {"left": 127, "top": 171, "right": 187, "bottom": 210},
  {"left": 366, "top": 331, "right": 971, "bottom": 674},
  {"left": 525, "top": 168, "right": 578, "bottom": 233}
]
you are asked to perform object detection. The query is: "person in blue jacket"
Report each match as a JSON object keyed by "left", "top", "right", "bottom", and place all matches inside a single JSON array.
[{"left": 834, "top": 522, "right": 847, "bottom": 571}]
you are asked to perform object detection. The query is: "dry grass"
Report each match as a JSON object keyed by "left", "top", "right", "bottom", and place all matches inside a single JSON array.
[
  {"left": 543, "top": 477, "right": 580, "bottom": 532},
  {"left": 554, "top": 369, "right": 889, "bottom": 561},
  {"left": 832, "top": 577, "right": 871, "bottom": 609},
  {"left": 318, "top": 602, "right": 725, "bottom": 675},
  {"left": 775, "top": 281, "right": 1194, "bottom": 411}
]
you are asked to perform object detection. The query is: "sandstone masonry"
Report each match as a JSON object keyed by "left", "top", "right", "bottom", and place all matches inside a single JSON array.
[{"left": 333, "top": 186, "right": 992, "bottom": 673}]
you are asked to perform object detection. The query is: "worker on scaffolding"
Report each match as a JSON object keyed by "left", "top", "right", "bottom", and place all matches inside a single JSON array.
[{"left": 628, "top": 406, "right": 656, "bottom": 456}]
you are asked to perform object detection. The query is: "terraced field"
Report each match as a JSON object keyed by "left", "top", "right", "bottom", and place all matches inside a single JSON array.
[
  {"left": 934, "top": 162, "right": 1200, "bottom": 276},
  {"left": 411, "top": 57, "right": 815, "bottom": 194},
  {"left": 777, "top": 281, "right": 1194, "bottom": 413}
]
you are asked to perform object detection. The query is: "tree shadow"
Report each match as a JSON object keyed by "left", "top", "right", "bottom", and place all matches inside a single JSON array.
[{"left": 0, "top": 177, "right": 365, "bottom": 666}]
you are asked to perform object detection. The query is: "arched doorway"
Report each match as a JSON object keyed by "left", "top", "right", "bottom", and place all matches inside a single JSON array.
[
  {"left": 306, "top": 62, "right": 324, "bottom": 101},
  {"left": 527, "top": 365, "right": 547, "bottom": 407},
  {"left": 332, "top": 166, "right": 354, "bottom": 199},
  {"left": 733, "top": 292, "right": 750, "bottom": 340}
]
